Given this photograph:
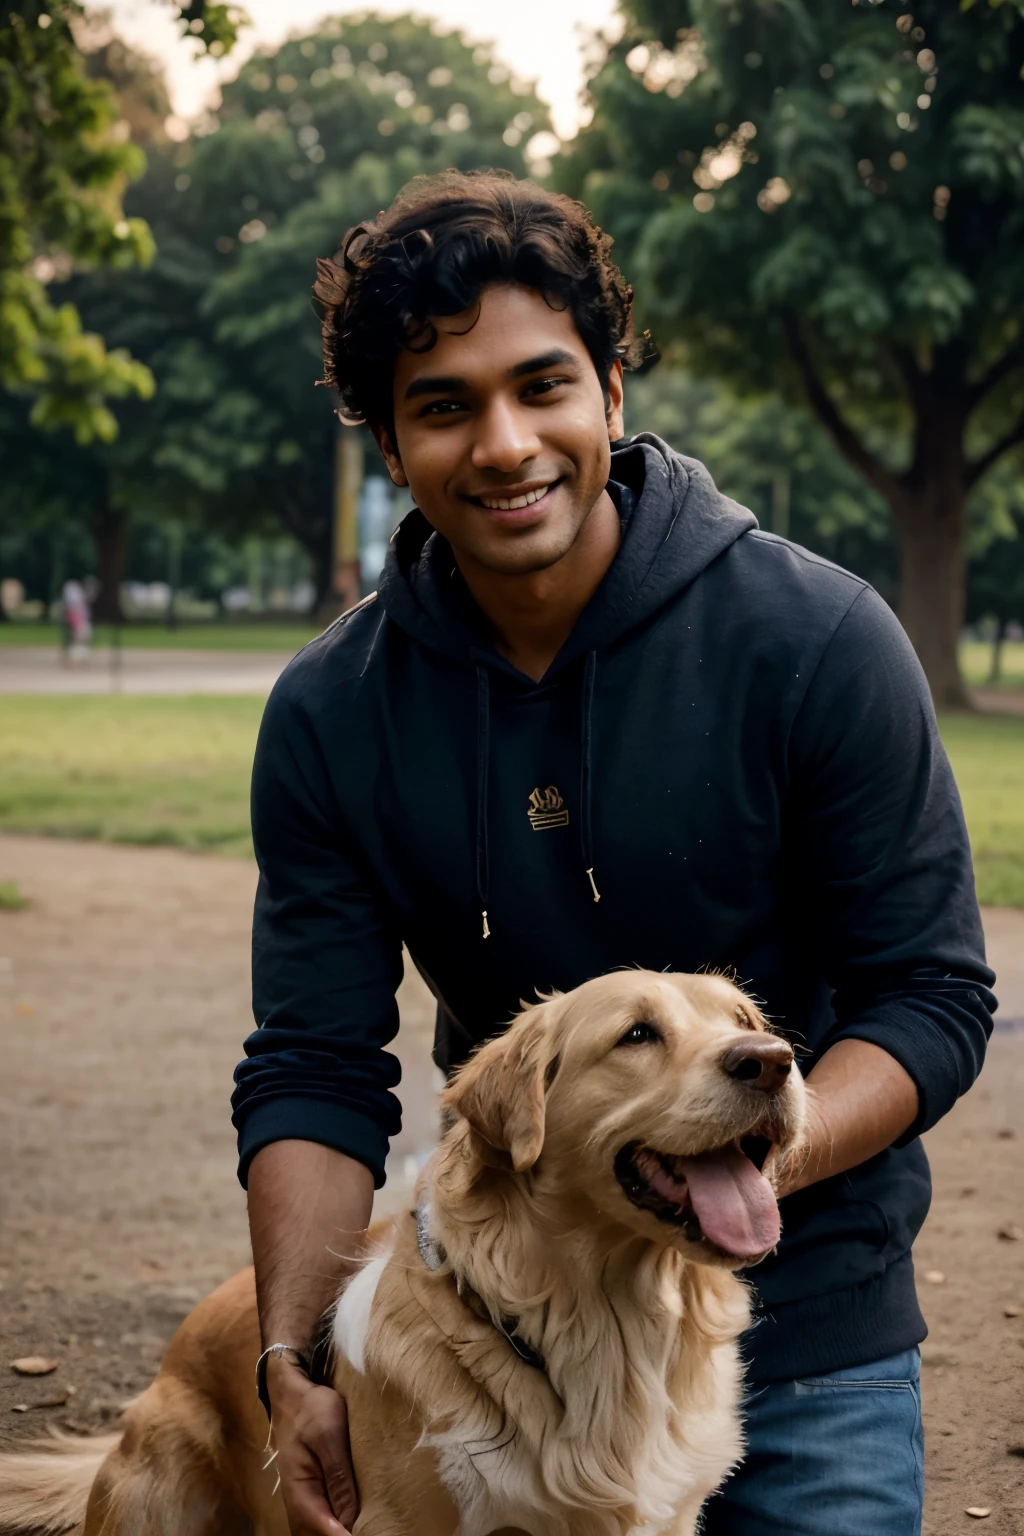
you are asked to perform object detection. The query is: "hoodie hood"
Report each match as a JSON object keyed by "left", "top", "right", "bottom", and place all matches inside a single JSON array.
[{"left": 377, "top": 433, "right": 757, "bottom": 678}]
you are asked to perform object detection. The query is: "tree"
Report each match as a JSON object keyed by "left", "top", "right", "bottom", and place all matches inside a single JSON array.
[
  {"left": 1, "top": 1, "right": 246, "bottom": 440},
  {"left": 0, "top": 1, "right": 155, "bottom": 442},
  {"left": 623, "top": 368, "right": 898, "bottom": 598},
  {"left": 155, "top": 12, "right": 553, "bottom": 600},
  {"left": 564, "top": 0, "right": 1024, "bottom": 707},
  {"left": 966, "top": 457, "right": 1024, "bottom": 680},
  {"left": 0, "top": 17, "right": 248, "bottom": 620}
]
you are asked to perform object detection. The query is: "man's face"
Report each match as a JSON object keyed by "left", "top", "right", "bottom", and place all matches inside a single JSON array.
[{"left": 378, "top": 282, "right": 624, "bottom": 577}]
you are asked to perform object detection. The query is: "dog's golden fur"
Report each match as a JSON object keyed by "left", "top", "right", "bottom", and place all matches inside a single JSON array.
[{"left": 0, "top": 969, "right": 806, "bottom": 1536}]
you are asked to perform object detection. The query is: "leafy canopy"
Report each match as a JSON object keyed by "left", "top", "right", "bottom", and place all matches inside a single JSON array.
[
  {"left": 0, "top": 0, "right": 245, "bottom": 444},
  {"left": 565, "top": 0, "right": 1024, "bottom": 489}
]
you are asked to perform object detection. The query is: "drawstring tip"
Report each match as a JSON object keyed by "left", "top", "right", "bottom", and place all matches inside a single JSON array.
[
  {"left": 586, "top": 868, "right": 601, "bottom": 904},
  {"left": 482, "top": 910, "right": 491, "bottom": 939}
]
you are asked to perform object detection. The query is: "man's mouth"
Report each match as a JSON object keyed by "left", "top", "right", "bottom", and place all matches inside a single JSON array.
[
  {"left": 613, "top": 1139, "right": 781, "bottom": 1259},
  {"left": 469, "top": 478, "right": 562, "bottom": 513}
]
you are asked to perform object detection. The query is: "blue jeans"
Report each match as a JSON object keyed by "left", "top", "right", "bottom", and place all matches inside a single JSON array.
[{"left": 702, "top": 1347, "right": 924, "bottom": 1535}]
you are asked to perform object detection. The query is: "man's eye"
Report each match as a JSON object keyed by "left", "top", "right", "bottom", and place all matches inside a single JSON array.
[
  {"left": 420, "top": 400, "right": 466, "bottom": 416},
  {"left": 616, "top": 1021, "right": 662, "bottom": 1047},
  {"left": 525, "top": 376, "right": 568, "bottom": 397}
]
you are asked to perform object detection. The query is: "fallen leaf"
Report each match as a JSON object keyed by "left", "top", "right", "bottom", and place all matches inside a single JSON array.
[
  {"left": 136, "top": 1260, "right": 169, "bottom": 1281},
  {"left": 28, "top": 1390, "right": 69, "bottom": 1409},
  {"left": 997, "top": 1127, "right": 1015, "bottom": 1139},
  {"left": 924, "top": 1270, "right": 946, "bottom": 1284},
  {"left": 1004, "top": 1305, "right": 1022, "bottom": 1318},
  {"left": 965, "top": 1509, "right": 992, "bottom": 1519},
  {"left": 998, "top": 1224, "right": 1022, "bottom": 1242},
  {"left": 14, "top": 1002, "right": 36, "bottom": 1016},
  {"left": 10, "top": 1357, "right": 60, "bottom": 1376},
  {"left": 960, "top": 1186, "right": 977, "bottom": 1197},
  {"left": 10, "top": 1404, "right": 28, "bottom": 1414}
]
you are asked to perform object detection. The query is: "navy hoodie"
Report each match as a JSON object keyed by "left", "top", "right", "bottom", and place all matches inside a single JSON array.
[{"left": 234, "top": 434, "right": 995, "bottom": 1382}]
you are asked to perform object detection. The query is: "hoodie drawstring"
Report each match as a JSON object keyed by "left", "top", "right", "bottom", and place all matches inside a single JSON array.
[
  {"left": 474, "top": 653, "right": 600, "bottom": 938},
  {"left": 580, "top": 651, "right": 600, "bottom": 903},
  {"left": 476, "top": 665, "right": 491, "bottom": 939}
]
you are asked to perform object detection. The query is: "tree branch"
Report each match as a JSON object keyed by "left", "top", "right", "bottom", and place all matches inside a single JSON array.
[
  {"left": 968, "top": 344, "right": 1024, "bottom": 409},
  {"left": 781, "top": 309, "right": 906, "bottom": 508},
  {"left": 966, "top": 413, "right": 1024, "bottom": 488},
  {"left": 891, "top": 344, "right": 925, "bottom": 408}
]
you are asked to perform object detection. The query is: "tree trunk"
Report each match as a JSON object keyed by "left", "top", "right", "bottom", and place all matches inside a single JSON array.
[
  {"left": 92, "top": 503, "right": 128, "bottom": 624},
  {"left": 990, "top": 621, "right": 1005, "bottom": 684},
  {"left": 892, "top": 470, "right": 972, "bottom": 712}
]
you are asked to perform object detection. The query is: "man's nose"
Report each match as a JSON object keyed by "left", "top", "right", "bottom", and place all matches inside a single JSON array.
[
  {"left": 470, "top": 400, "right": 541, "bottom": 472},
  {"left": 721, "top": 1036, "right": 793, "bottom": 1093}
]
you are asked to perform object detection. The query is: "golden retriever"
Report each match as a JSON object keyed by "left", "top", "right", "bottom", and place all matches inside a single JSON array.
[{"left": 0, "top": 969, "right": 807, "bottom": 1536}]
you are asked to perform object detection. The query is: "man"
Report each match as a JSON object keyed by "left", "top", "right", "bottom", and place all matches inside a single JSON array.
[{"left": 233, "top": 171, "right": 995, "bottom": 1536}]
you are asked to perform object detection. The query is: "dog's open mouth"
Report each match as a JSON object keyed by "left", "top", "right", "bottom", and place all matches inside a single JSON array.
[{"left": 614, "top": 1139, "right": 781, "bottom": 1258}]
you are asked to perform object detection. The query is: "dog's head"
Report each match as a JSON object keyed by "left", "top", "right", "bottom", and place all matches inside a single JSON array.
[{"left": 442, "top": 971, "right": 808, "bottom": 1269}]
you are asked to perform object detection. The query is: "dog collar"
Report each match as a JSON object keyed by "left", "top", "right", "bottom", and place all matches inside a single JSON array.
[{"left": 413, "top": 1198, "right": 546, "bottom": 1375}]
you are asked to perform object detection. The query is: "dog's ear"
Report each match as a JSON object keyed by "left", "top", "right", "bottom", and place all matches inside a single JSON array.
[{"left": 443, "top": 1002, "right": 559, "bottom": 1173}]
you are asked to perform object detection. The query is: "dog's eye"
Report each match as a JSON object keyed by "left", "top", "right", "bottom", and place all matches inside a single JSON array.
[
  {"left": 735, "top": 1007, "right": 755, "bottom": 1030},
  {"left": 616, "top": 1020, "right": 662, "bottom": 1047}
]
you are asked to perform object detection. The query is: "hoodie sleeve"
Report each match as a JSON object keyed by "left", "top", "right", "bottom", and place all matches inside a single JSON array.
[
  {"left": 231, "top": 677, "right": 403, "bottom": 1189},
  {"left": 789, "top": 584, "right": 996, "bottom": 1139}
]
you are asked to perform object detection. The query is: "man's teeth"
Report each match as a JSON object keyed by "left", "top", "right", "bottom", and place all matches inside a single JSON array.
[{"left": 479, "top": 485, "right": 552, "bottom": 510}]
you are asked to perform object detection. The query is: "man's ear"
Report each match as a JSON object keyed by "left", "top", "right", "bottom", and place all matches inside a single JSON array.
[
  {"left": 443, "top": 1002, "right": 560, "bottom": 1173},
  {"left": 369, "top": 422, "right": 408, "bottom": 487}
]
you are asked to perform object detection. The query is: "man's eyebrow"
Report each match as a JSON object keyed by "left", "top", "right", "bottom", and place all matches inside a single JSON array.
[
  {"left": 404, "top": 374, "right": 468, "bottom": 401},
  {"left": 509, "top": 348, "right": 579, "bottom": 379},
  {"left": 402, "top": 349, "right": 580, "bottom": 401}
]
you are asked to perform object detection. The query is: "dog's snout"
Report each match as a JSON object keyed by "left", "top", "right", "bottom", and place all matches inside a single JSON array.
[{"left": 721, "top": 1036, "right": 793, "bottom": 1092}]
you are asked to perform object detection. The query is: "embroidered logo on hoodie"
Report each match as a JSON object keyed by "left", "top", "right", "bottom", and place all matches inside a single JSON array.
[{"left": 528, "top": 786, "right": 569, "bottom": 831}]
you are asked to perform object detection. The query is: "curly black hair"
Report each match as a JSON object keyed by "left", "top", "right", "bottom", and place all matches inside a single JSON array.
[{"left": 313, "top": 168, "right": 654, "bottom": 438}]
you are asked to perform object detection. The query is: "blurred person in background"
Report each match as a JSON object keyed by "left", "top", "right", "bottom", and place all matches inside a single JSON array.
[
  {"left": 60, "top": 577, "right": 93, "bottom": 667},
  {"left": 232, "top": 172, "right": 995, "bottom": 1536}
]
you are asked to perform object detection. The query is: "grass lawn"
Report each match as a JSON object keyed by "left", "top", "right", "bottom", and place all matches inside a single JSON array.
[
  {"left": 937, "top": 712, "right": 1024, "bottom": 908},
  {"left": 0, "top": 622, "right": 319, "bottom": 653},
  {"left": 0, "top": 697, "right": 263, "bottom": 858},
  {"left": 0, "top": 696, "right": 1021, "bottom": 905},
  {"left": 959, "top": 639, "right": 1024, "bottom": 691}
]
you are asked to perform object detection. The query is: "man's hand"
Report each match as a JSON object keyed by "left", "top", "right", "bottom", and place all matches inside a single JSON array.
[
  {"left": 246, "top": 1142, "right": 374, "bottom": 1536},
  {"left": 764, "top": 1037, "right": 919, "bottom": 1200},
  {"left": 267, "top": 1356, "right": 359, "bottom": 1536}
]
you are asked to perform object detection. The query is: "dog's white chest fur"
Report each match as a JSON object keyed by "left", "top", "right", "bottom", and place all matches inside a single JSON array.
[{"left": 421, "top": 1334, "right": 741, "bottom": 1536}]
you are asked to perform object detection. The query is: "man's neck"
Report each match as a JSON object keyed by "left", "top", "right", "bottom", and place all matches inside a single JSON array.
[{"left": 455, "top": 489, "right": 621, "bottom": 682}]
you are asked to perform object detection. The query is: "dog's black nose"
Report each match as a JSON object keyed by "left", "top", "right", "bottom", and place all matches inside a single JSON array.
[{"left": 722, "top": 1037, "right": 793, "bottom": 1092}]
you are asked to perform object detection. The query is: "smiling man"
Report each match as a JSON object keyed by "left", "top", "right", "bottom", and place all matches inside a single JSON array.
[{"left": 232, "top": 172, "right": 995, "bottom": 1536}]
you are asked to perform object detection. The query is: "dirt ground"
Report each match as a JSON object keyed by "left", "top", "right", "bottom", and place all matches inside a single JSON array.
[{"left": 1, "top": 832, "right": 1022, "bottom": 1533}]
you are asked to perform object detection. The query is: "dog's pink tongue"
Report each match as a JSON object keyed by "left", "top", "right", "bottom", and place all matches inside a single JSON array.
[{"left": 678, "top": 1150, "right": 780, "bottom": 1257}]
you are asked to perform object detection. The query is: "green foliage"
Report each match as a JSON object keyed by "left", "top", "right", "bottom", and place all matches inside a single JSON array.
[
  {"left": 144, "top": 12, "right": 551, "bottom": 589},
  {"left": 0, "top": 2, "right": 155, "bottom": 441},
  {"left": 623, "top": 368, "right": 897, "bottom": 594},
  {"left": 563, "top": 0, "right": 1024, "bottom": 702},
  {"left": 569, "top": 0, "right": 1024, "bottom": 424},
  {"left": 174, "top": 0, "right": 247, "bottom": 59}
]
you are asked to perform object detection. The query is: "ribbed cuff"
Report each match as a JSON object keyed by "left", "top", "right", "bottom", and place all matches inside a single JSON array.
[
  {"left": 743, "top": 1254, "right": 927, "bottom": 1383},
  {"left": 234, "top": 1096, "right": 389, "bottom": 1189}
]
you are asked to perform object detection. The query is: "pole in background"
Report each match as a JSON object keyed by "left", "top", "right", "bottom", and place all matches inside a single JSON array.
[
  {"left": 771, "top": 467, "right": 791, "bottom": 541},
  {"left": 166, "top": 520, "right": 183, "bottom": 630},
  {"left": 323, "top": 427, "right": 363, "bottom": 620},
  {"left": 110, "top": 618, "right": 122, "bottom": 693}
]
